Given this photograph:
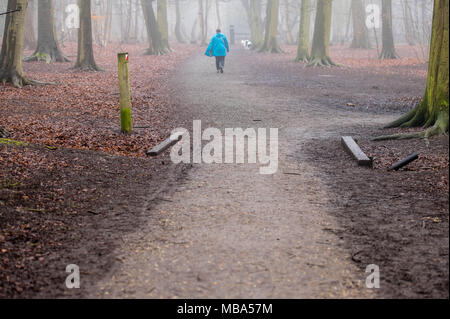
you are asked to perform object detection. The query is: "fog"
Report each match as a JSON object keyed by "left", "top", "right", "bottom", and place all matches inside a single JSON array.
[{"left": 0, "top": 1, "right": 434, "bottom": 51}]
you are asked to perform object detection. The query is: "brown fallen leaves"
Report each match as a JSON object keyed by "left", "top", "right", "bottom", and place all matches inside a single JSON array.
[{"left": 0, "top": 42, "right": 197, "bottom": 157}]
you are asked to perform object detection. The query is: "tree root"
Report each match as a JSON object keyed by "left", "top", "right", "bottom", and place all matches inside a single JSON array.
[
  {"left": 373, "top": 111, "right": 449, "bottom": 141},
  {"left": 379, "top": 50, "right": 399, "bottom": 60},
  {"left": 307, "top": 57, "right": 337, "bottom": 67},
  {"left": 24, "top": 52, "right": 70, "bottom": 63},
  {"left": 258, "top": 46, "right": 284, "bottom": 54},
  {"left": 295, "top": 55, "right": 310, "bottom": 63}
]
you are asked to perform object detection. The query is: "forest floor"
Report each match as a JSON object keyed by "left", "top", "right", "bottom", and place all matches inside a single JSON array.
[{"left": 0, "top": 43, "right": 448, "bottom": 298}]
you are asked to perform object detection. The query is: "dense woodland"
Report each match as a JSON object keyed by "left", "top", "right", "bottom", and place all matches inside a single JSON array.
[{"left": 0, "top": 0, "right": 448, "bottom": 299}]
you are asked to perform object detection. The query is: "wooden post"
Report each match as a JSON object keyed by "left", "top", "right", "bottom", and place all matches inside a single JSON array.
[{"left": 118, "top": 52, "right": 132, "bottom": 134}]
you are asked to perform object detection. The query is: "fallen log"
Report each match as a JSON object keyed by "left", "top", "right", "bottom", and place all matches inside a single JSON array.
[
  {"left": 341, "top": 136, "right": 373, "bottom": 167},
  {"left": 146, "top": 132, "right": 183, "bottom": 157},
  {"left": 389, "top": 152, "right": 419, "bottom": 171}
]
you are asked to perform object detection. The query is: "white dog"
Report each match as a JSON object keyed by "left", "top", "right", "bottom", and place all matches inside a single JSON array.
[{"left": 240, "top": 40, "right": 252, "bottom": 50}]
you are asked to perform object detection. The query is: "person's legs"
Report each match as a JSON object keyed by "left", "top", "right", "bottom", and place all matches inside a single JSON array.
[
  {"left": 215, "top": 56, "right": 220, "bottom": 71},
  {"left": 219, "top": 56, "right": 225, "bottom": 73}
]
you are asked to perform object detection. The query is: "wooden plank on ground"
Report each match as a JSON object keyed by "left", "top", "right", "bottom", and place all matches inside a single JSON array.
[
  {"left": 341, "top": 136, "right": 372, "bottom": 166},
  {"left": 146, "top": 132, "right": 183, "bottom": 157}
]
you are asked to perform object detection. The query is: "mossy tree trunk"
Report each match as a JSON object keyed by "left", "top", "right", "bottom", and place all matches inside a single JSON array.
[
  {"left": 296, "top": 0, "right": 311, "bottom": 62},
  {"left": 25, "top": 0, "right": 68, "bottom": 63},
  {"left": 141, "top": 0, "right": 164, "bottom": 55},
  {"left": 174, "top": 0, "right": 186, "bottom": 43},
  {"left": 0, "top": 0, "right": 34, "bottom": 87},
  {"left": 74, "top": 0, "right": 100, "bottom": 70},
  {"left": 375, "top": 0, "right": 449, "bottom": 140},
  {"left": 308, "top": 0, "right": 335, "bottom": 66},
  {"left": 379, "top": 0, "right": 398, "bottom": 59},
  {"left": 259, "top": 0, "right": 282, "bottom": 53},
  {"left": 157, "top": 0, "right": 171, "bottom": 52},
  {"left": 350, "top": 0, "right": 370, "bottom": 49}
]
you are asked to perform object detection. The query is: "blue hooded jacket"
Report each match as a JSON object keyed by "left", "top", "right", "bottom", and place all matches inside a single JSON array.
[{"left": 205, "top": 33, "right": 230, "bottom": 57}]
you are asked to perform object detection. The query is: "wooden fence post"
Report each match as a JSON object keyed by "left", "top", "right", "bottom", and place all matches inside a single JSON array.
[{"left": 118, "top": 53, "right": 132, "bottom": 134}]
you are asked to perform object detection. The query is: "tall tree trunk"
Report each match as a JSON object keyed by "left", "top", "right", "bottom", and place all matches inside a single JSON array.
[
  {"left": 375, "top": 0, "right": 448, "bottom": 140},
  {"left": 350, "top": 0, "right": 370, "bottom": 49},
  {"left": 379, "top": 0, "right": 398, "bottom": 59},
  {"left": 308, "top": 0, "right": 335, "bottom": 66},
  {"left": 174, "top": 0, "right": 186, "bottom": 43},
  {"left": 26, "top": 0, "right": 68, "bottom": 63},
  {"left": 0, "top": 0, "right": 36, "bottom": 87},
  {"left": 24, "top": 0, "right": 36, "bottom": 50},
  {"left": 74, "top": 0, "right": 100, "bottom": 70},
  {"left": 259, "top": 0, "right": 282, "bottom": 53},
  {"left": 215, "top": 0, "right": 221, "bottom": 29},
  {"left": 283, "top": 0, "right": 293, "bottom": 45},
  {"left": 190, "top": 18, "right": 198, "bottom": 44},
  {"left": 141, "top": 0, "right": 164, "bottom": 55},
  {"left": 296, "top": 0, "right": 311, "bottom": 62},
  {"left": 198, "top": 0, "right": 206, "bottom": 45},
  {"left": 402, "top": 0, "right": 415, "bottom": 45},
  {"left": 157, "top": 0, "right": 171, "bottom": 52},
  {"left": 242, "top": 0, "right": 264, "bottom": 49}
]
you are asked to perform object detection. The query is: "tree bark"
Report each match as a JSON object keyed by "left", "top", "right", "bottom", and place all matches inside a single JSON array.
[
  {"left": 308, "top": 0, "right": 335, "bottom": 66},
  {"left": 174, "top": 0, "right": 186, "bottom": 43},
  {"left": 296, "top": 0, "right": 311, "bottom": 62},
  {"left": 24, "top": 0, "right": 36, "bottom": 50},
  {"left": 215, "top": 0, "right": 221, "bottom": 29},
  {"left": 379, "top": 0, "right": 398, "bottom": 59},
  {"left": 259, "top": 0, "right": 282, "bottom": 53},
  {"left": 0, "top": 0, "right": 33, "bottom": 87},
  {"left": 141, "top": 0, "right": 164, "bottom": 55},
  {"left": 157, "top": 0, "right": 171, "bottom": 52},
  {"left": 198, "top": 0, "right": 206, "bottom": 45},
  {"left": 375, "top": 0, "right": 448, "bottom": 140},
  {"left": 350, "top": 0, "right": 370, "bottom": 49},
  {"left": 283, "top": 0, "right": 293, "bottom": 45},
  {"left": 74, "top": 0, "right": 100, "bottom": 70},
  {"left": 26, "top": 0, "right": 68, "bottom": 63}
]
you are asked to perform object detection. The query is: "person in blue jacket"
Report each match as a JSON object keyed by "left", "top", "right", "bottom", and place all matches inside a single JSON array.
[{"left": 205, "top": 29, "right": 230, "bottom": 73}]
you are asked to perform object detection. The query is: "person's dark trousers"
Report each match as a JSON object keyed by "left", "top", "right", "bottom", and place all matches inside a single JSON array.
[{"left": 215, "top": 56, "right": 225, "bottom": 70}]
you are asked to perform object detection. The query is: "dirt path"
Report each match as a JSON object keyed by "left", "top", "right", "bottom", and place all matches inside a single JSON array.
[{"left": 87, "top": 50, "right": 407, "bottom": 299}]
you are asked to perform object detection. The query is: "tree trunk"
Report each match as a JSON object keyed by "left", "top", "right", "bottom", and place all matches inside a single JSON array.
[
  {"left": 141, "top": 0, "right": 164, "bottom": 55},
  {"left": 174, "top": 0, "right": 186, "bottom": 43},
  {"left": 215, "top": 0, "right": 221, "bottom": 29},
  {"left": 242, "top": 0, "right": 264, "bottom": 49},
  {"left": 259, "top": 0, "right": 282, "bottom": 53},
  {"left": 26, "top": 0, "right": 68, "bottom": 63},
  {"left": 74, "top": 0, "right": 100, "bottom": 70},
  {"left": 296, "top": 0, "right": 311, "bottom": 62},
  {"left": 375, "top": 0, "right": 448, "bottom": 140},
  {"left": 283, "top": 0, "right": 293, "bottom": 45},
  {"left": 350, "top": 0, "right": 370, "bottom": 49},
  {"left": 190, "top": 18, "right": 198, "bottom": 44},
  {"left": 198, "top": 0, "right": 206, "bottom": 45},
  {"left": 379, "top": 0, "right": 398, "bottom": 59},
  {"left": 157, "top": 0, "right": 171, "bottom": 52},
  {"left": 308, "top": 0, "right": 335, "bottom": 66},
  {"left": 0, "top": 0, "right": 34, "bottom": 87},
  {"left": 24, "top": 0, "right": 36, "bottom": 50}
]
